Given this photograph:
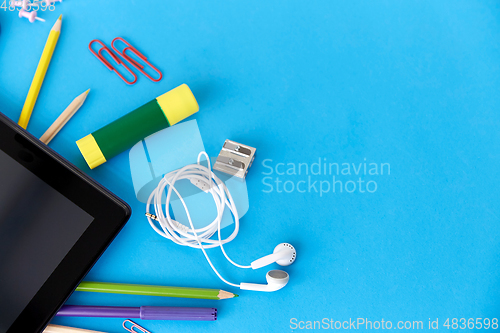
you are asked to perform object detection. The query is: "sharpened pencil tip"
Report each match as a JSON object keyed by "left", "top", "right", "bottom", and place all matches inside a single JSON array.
[
  {"left": 51, "top": 15, "right": 62, "bottom": 31},
  {"left": 234, "top": 294, "right": 239, "bottom": 297},
  {"left": 85, "top": 89, "right": 90, "bottom": 95}
]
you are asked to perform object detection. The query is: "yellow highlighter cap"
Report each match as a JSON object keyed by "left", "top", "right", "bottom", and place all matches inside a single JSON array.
[
  {"left": 76, "top": 134, "right": 107, "bottom": 169},
  {"left": 156, "top": 84, "right": 199, "bottom": 126}
]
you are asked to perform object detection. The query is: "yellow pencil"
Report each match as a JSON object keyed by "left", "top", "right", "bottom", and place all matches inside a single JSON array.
[
  {"left": 40, "top": 89, "right": 90, "bottom": 144},
  {"left": 18, "top": 15, "right": 63, "bottom": 129}
]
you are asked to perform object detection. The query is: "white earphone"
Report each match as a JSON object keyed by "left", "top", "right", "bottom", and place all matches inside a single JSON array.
[
  {"left": 240, "top": 270, "right": 290, "bottom": 292},
  {"left": 146, "top": 152, "right": 297, "bottom": 292},
  {"left": 251, "top": 243, "right": 296, "bottom": 269}
]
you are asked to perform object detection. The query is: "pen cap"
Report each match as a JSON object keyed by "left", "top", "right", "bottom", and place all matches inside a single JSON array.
[{"left": 157, "top": 84, "right": 199, "bottom": 126}]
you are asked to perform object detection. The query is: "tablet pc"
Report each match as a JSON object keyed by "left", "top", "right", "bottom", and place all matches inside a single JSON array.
[{"left": 0, "top": 112, "right": 131, "bottom": 333}]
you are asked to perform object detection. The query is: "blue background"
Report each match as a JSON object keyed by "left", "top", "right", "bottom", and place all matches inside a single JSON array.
[{"left": 1, "top": 1, "right": 500, "bottom": 332}]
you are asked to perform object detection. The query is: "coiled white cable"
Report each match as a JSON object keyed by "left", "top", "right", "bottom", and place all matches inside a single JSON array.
[{"left": 146, "top": 152, "right": 252, "bottom": 287}]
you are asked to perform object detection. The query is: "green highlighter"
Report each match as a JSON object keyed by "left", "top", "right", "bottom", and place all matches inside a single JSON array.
[{"left": 76, "top": 84, "right": 199, "bottom": 169}]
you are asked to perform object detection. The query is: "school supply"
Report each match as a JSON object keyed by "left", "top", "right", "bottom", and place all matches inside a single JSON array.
[
  {"left": 10, "top": 0, "right": 29, "bottom": 9},
  {"left": 76, "top": 84, "right": 198, "bottom": 169},
  {"left": 43, "top": 324, "right": 106, "bottom": 333},
  {"left": 76, "top": 281, "right": 238, "bottom": 300},
  {"left": 213, "top": 140, "right": 256, "bottom": 180},
  {"left": 89, "top": 39, "right": 137, "bottom": 85},
  {"left": 89, "top": 38, "right": 162, "bottom": 84},
  {"left": 11, "top": 0, "right": 61, "bottom": 8},
  {"left": 40, "top": 89, "right": 90, "bottom": 144},
  {"left": 111, "top": 37, "right": 162, "bottom": 82},
  {"left": 18, "top": 8, "right": 45, "bottom": 22},
  {"left": 18, "top": 15, "right": 62, "bottom": 129},
  {"left": 146, "top": 150, "right": 296, "bottom": 292},
  {"left": 10, "top": 0, "right": 62, "bottom": 22},
  {"left": 123, "top": 320, "right": 150, "bottom": 333},
  {"left": 57, "top": 305, "right": 217, "bottom": 321}
]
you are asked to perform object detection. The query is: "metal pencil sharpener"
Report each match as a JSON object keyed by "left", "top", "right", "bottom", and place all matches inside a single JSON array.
[{"left": 213, "top": 140, "right": 256, "bottom": 180}]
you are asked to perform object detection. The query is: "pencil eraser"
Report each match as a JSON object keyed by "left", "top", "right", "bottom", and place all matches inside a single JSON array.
[{"left": 156, "top": 84, "right": 199, "bottom": 126}]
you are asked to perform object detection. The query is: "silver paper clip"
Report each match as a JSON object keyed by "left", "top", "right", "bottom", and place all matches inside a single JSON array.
[
  {"left": 123, "top": 320, "right": 151, "bottom": 333},
  {"left": 213, "top": 140, "right": 256, "bottom": 180}
]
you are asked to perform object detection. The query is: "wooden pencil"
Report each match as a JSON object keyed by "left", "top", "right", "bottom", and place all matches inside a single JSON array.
[
  {"left": 18, "top": 15, "right": 62, "bottom": 129},
  {"left": 76, "top": 281, "right": 238, "bottom": 300},
  {"left": 43, "top": 324, "right": 106, "bottom": 333},
  {"left": 40, "top": 89, "right": 90, "bottom": 144}
]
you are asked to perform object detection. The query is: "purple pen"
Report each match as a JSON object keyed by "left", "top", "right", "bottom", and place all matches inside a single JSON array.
[{"left": 57, "top": 305, "right": 217, "bottom": 321}]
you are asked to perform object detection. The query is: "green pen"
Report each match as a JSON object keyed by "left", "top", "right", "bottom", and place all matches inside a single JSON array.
[{"left": 76, "top": 281, "right": 238, "bottom": 300}]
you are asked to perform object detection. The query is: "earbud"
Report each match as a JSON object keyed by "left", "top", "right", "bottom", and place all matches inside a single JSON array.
[
  {"left": 240, "top": 270, "right": 289, "bottom": 292},
  {"left": 251, "top": 243, "right": 296, "bottom": 269}
]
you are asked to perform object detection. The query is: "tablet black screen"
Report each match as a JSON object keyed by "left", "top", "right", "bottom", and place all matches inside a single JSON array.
[{"left": 0, "top": 149, "right": 94, "bottom": 331}]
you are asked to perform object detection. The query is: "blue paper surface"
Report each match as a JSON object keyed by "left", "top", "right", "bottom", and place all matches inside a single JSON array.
[{"left": 1, "top": 1, "right": 500, "bottom": 332}]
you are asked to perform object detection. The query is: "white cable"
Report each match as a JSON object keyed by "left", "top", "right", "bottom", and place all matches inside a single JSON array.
[{"left": 146, "top": 151, "right": 252, "bottom": 287}]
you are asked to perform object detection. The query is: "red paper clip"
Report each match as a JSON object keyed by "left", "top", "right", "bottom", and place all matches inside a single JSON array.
[
  {"left": 111, "top": 37, "right": 163, "bottom": 83},
  {"left": 89, "top": 39, "right": 138, "bottom": 85}
]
